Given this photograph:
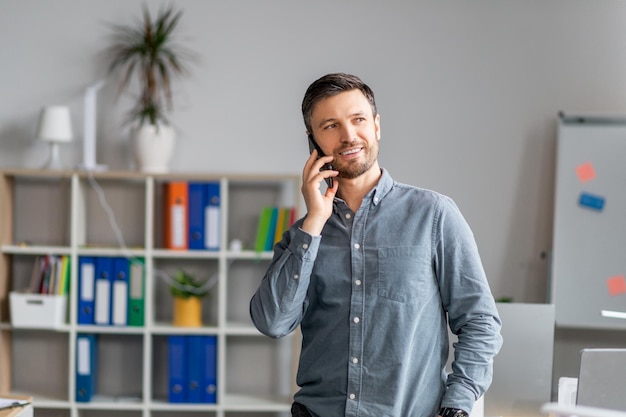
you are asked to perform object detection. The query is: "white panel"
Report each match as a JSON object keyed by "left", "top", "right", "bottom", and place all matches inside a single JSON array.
[{"left": 485, "top": 303, "right": 555, "bottom": 417}]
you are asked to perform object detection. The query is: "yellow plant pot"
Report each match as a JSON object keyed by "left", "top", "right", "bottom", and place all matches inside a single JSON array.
[{"left": 172, "top": 296, "right": 202, "bottom": 327}]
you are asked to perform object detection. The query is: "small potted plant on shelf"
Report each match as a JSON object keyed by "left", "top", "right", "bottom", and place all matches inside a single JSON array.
[
  {"left": 170, "top": 269, "right": 209, "bottom": 327},
  {"left": 105, "top": 4, "right": 196, "bottom": 173}
]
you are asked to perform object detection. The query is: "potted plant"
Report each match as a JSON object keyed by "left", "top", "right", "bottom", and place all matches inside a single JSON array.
[
  {"left": 170, "top": 269, "right": 209, "bottom": 327},
  {"left": 105, "top": 4, "right": 195, "bottom": 173}
]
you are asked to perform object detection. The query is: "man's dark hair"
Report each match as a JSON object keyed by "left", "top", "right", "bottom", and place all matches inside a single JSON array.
[{"left": 301, "top": 73, "right": 377, "bottom": 133}]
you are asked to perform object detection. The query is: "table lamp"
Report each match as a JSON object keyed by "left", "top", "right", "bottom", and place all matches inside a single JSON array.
[{"left": 36, "top": 105, "right": 73, "bottom": 170}]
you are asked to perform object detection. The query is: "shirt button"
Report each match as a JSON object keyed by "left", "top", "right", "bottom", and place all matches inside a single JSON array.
[
  {"left": 352, "top": 357, "right": 359, "bottom": 364},
  {"left": 349, "top": 393, "right": 356, "bottom": 400},
  {"left": 374, "top": 197, "right": 379, "bottom": 203},
  {"left": 345, "top": 213, "right": 352, "bottom": 219},
  {"left": 293, "top": 274, "right": 299, "bottom": 280},
  {"left": 353, "top": 317, "right": 360, "bottom": 324},
  {"left": 302, "top": 243, "right": 308, "bottom": 250},
  {"left": 355, "top": 280, "right": 362, "bottom": 286},
  {"left": 354, "top": 243, "right": 360, "bottom": 249}
]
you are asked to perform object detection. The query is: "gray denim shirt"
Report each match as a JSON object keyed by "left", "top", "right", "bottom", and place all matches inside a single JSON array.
[{"left": 250, "top": 169, "right": 502, "bottom": 417}]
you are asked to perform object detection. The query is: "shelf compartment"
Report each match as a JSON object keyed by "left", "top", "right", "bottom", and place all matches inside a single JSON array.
[
  {"left": 226, "top": 178, "right": 298, "bottom": 252},
  {"left": 12, "top": 176, "right": 72, "bottom": 247},
  {"left": 150, "top": 334, "right": 219, "bottom": 406},
  {"left": 226, "top": 259, "right": 271, "bottom": 328},
  {"left": 224, "top": 335, "right": 294, "bottom": 407},
  {"left": 11, "top": 329, "right": 70, "bottom": 401},
  {"left": 76, "top": 176, "right": 147, "bottom": 249},
  {"left": 7, "top": 254, "right": 70, "bottom": 328},
  {"left": 90, "top": 333, "right": 144, "bottom": 402},
  {"left": 152, "top": 177, "right": 223, "bottom": 251},
  {"left": 152, "top": 258, "right": 219, "bottom": 328}
]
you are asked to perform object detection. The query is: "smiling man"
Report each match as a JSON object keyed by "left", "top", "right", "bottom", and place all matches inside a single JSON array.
[{"left": 250, "top": 73, "right": 502, "bottom": 417}]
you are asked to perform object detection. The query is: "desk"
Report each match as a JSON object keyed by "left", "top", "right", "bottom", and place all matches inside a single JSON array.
[{"left": 0, "top": 395, "right": 33, "bottom": 417}]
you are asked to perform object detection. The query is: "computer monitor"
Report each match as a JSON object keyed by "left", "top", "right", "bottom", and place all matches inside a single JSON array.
[{"left": 577, "top": 348, "right": 626, "bottom": 411}]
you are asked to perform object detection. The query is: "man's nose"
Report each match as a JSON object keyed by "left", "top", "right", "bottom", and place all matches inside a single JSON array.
[{"left": 340, "top": 124, "right": 356, "bottom": 142}]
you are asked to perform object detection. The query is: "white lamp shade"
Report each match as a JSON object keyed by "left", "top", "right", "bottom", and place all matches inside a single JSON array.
[{"left": 37, "top": 106, "right": 73, "bottom": 143}]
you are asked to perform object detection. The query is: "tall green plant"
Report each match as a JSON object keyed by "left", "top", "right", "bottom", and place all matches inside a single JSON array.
[{"left": 106, "top": 4, "right": 194, "bottom": 127}]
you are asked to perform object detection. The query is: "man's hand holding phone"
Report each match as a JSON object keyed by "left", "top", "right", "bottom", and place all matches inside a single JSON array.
[
  {"left": 307, "top": 134, "right": 334, "bottom": 188},
  {"left": 301, "top": 146, "right": 338, "bottom": 236}
]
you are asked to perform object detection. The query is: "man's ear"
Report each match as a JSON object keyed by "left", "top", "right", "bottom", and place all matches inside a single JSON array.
[{"left": 375, "top": 114, "right": 381, "bottom": 140}]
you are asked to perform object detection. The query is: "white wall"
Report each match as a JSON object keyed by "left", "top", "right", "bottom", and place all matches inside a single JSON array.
[{"left": 3, "top": 0, "right": 626, "bottom": 398}]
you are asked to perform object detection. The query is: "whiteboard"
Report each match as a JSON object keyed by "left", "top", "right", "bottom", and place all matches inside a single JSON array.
[{"left": 551, "top": 114, "right": 626, "bottom": 329}]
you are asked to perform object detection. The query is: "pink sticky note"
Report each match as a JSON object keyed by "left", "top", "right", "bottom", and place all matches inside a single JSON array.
[
  {"left": 576, "top": 162, "right": 596, "bottom": 183},
  {"left": 607, "top": 275, "right": 626, "bottom": 296}
]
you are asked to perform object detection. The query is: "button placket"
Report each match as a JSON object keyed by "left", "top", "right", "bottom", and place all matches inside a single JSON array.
[{"left": 345, "top": 198, "right": 370, "bottom": 417}]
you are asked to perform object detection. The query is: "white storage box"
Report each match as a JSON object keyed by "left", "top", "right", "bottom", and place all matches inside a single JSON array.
[{"left": 10, "top": 290, "right": 68, "bottom": 329}]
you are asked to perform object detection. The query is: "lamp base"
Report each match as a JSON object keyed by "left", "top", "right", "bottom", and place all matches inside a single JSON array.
[{"left": 75, "top": 163, "right": 108, "bottom": 172}]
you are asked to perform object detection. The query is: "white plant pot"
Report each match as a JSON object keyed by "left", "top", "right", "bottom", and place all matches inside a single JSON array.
[{"left": 133, "top": 124, "right": 176, "bottom": 173}]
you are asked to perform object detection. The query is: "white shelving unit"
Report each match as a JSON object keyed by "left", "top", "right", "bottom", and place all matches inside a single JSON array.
[{"left": 0, "top": 168, "right": 301, "bottom": 417}]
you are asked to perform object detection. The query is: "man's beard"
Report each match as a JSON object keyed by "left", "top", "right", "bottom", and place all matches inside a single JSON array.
[{"left": 335, "top": 139, "right": 379, "bottom": 180}]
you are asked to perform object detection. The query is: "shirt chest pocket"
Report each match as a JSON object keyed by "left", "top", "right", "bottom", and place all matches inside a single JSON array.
[{"left": 377, "top": 246, "right": 433, "bottom": 303}]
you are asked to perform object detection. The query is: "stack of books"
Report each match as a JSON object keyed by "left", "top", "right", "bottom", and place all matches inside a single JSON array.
[
  {"left": 28, "top": 254, "right": 70, "bottom": 295},
  {"left": 254, "top": 206, "right": 297, "bottom": 252}
]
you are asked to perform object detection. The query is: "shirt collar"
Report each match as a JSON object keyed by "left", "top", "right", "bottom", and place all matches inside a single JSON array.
[
  {"left": 334, "top": 168, "right": 394, "bottom": 208},
  {"left": 369, "top": 168, "right": 394, "bottom": 206}
]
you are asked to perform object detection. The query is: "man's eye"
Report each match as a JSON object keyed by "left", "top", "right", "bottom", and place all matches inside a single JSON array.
[{"left": 323, "top": 124, "right": 336, "bottom": 130}]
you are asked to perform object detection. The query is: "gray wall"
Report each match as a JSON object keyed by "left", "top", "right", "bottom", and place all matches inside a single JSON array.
[{"left": 3, "top": 0, "right": 626, "bottom": 399}]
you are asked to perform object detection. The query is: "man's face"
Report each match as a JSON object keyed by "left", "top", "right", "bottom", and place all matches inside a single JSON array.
[{"left": 309, "top": 89, "right": 380, "bottom": 180}]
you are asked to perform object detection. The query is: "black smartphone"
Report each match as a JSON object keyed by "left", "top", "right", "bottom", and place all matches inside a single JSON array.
[{"left": 308, "top": 134, "right": 334, "bottom": 188}]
